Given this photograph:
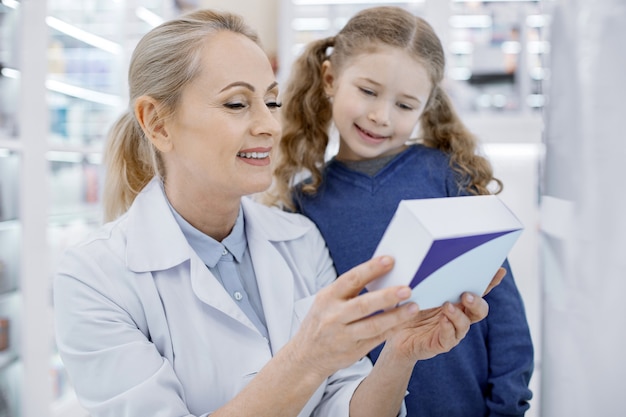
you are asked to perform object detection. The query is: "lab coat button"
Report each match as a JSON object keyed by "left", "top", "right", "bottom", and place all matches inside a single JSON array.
[
  {"left": 233, "top": 291, "right": 243, "bottom": 301},
  {"left": 222, "top": 248, "right": 228, "bottom": 256}
]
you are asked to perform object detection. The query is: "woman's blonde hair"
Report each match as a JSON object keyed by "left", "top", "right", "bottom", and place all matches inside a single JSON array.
[
  {"left": 266, "top": 6, "right": 501, "bottom": 210},
  {"left": 103, "top": 9, "right": 260, "bottom": 221}
]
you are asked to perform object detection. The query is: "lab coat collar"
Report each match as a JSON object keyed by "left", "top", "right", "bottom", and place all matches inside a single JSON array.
[
  {"left": 241, "top": 197, "right": 312, "bottom": 352},
  {"left": 125, "top": 178, "right": 312, "bottom": 271},
  {"left": 125, "top": 178, "right": 191, "bottom": 272},
  {"left": 240, "top": 196, "right": 310, "bottom": 242},
  {"left": 125, "top": 178, "right": 315, "bottom": 349}
]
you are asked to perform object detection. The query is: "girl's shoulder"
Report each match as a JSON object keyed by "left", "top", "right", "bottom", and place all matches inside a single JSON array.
[
  {"left": 393, "top": 144, "right": 453, "bottom": 172},
  {"left": 406, "top": 143, "right": 450, "bottom": 160}
]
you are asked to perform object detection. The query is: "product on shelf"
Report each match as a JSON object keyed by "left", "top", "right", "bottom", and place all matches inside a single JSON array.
[{"left": 0, "top": 318, "right": 8, "bottom": 351}]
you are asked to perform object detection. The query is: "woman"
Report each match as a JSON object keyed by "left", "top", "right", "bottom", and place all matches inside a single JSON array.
[{"left": 53, "top": 9, "right": 499, "bottom": 417}]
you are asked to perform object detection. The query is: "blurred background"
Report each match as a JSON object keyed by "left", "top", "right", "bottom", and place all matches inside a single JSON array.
[{"left": 0, "top": 0, "right": 623, "bottom": 416}]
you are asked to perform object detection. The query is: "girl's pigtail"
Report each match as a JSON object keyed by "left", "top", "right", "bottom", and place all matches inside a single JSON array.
[
  {"left": 266, "top": 37, "right": 336, "bottom": 210},
  {"left": 421, "top": 86, "right": 501, "bottom": 195}
]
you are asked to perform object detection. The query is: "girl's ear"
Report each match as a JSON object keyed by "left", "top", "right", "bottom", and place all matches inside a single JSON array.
[
  {"left": 134, "top": 95, "right": 173, "bottom": 153},
  {"left": 321, "top": 60, "right": 336, "bottom": 98}
]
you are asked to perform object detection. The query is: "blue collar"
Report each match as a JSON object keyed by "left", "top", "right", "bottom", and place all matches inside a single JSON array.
[{"left": 164, "top": 185, "right": 246, "bottom": 267}]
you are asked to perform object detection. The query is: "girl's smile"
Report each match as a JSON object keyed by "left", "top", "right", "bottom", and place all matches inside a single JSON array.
[
  {"left": 323, "top": 46, "right": 432, "bottom": 162},
  {"left": 354, "top": 123, "right": 391, "bottom": 144}
]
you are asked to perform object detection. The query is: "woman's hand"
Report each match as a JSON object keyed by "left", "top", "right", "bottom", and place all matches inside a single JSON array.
[
  {"left": 382, "top": 267, "right": 507, "bottom": 364},
  {"left": 286, "top": 256, "right": 420, "bottom": 379}
]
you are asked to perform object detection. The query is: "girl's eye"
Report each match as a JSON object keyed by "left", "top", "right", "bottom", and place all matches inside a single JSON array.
[
  {"left": 397, "top": 102, "right": 414, "bottom": 111},
  {"left": 224, "top": 102, "right": 247, "bottom": 109},
  {"left": 266, "top": 101, "right": 282, "bottom": 110},
  {"left": 359, "top": 87, "right": 376, "bottom": 96}
]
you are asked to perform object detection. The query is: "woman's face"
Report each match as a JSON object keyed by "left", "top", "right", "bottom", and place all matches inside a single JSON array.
[
  {"left": 162, "top": 31, "right": 281, "bottom": 202},
  {"left": 324, "top": 46, "right": 432, "bottom": 162}
]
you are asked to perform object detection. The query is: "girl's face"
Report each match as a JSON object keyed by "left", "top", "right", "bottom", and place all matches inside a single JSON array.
[
  {"left": 160, "top": 31, "right": 282, "bottom": 203},
  {"left": 323, "top": 46, "right": 432, "bottom": 162}
]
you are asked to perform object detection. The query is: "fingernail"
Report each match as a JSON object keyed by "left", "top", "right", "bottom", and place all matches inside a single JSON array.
[
  {"left": 397, "top": 287, "right": 411, "bottom": 299},
  {"left": 379, "top": 256, "right": 392, "bottom": 266},
  {"left": 466, "top": 293, "right": 475, "bottom": 303},
  {"left": 447, "top": 303, "right": 456, "bottom": 313},
  {"left": 408, "top": 303, "right": 419, "bottom": 314}
]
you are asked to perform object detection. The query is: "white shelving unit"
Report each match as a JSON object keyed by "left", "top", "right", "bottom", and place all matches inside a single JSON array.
[
  {"left": 278, "top": 0, "right": 551, "bottom": 114},
  {"left": 0, "top": 1, "right": 28, "bottom": 415},
  {"left": 0, "top": 1, "right": 177, "bottom": 416},
  {"left": 446, "top": 0, "right": 550, "bottom": 113},
  {"left": 277, "top": 0, "right": 427, "bottom": 85}
]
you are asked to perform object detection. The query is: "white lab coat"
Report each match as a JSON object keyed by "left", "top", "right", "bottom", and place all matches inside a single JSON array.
[{"left": 53, "top": 178, "right": 373, "bottom": 417}]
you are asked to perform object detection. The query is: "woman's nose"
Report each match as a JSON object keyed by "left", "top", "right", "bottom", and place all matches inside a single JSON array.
[{"left": 251, "top": 105, "right": 282, "bottom": 138}]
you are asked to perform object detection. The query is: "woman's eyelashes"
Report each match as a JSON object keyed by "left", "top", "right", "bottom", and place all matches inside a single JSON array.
[
  {"left": 224, "top": 102, "right": 246, "bottom": 110},
  {"left": 223, "top": 100, "right": 282, "bottom": 111},
  {"left": 266, "top": 101, "right": 282, "bottom": 110}
]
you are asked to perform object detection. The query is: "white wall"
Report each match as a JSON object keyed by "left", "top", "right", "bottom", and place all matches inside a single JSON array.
[
  {"left": 540, "top": 1, "right": 626, "bottom": 416},
  {"left": 199, "top": 0, "right": 279, "bottom": 56}
]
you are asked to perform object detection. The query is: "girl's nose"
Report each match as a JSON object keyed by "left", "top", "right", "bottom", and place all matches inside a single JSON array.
[{"left": 368, "top": 102, "right": 391, "bottom": 126}]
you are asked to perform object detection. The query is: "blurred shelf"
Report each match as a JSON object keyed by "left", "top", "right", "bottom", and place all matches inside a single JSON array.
[{"left": 0, "top": 352, "right": 17, "bottom": 372}]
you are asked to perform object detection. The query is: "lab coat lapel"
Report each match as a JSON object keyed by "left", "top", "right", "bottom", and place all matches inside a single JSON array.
[
  {"left": 126, "top": 178, "right": 259, "bottom": 334},
  {"left": 248, "top": 233, "right": 294, "bottom": 353},
  {"left": 242, "top": 198, "right": 311, "bottom": 354},
  {"left": 189, "top": 254, "right": 260, "bottom": 334}
]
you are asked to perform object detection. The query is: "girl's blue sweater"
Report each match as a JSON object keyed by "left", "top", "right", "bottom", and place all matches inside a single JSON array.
[{"left": 294, "top": 144, "right": 534, "bottom": 417}]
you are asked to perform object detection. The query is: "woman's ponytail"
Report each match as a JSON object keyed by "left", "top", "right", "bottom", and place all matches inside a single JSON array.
[{"left": 102, "top": 110, "right": 158, "bottom": 221}]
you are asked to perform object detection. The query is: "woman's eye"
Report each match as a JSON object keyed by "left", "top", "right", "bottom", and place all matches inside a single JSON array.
[
  {"left": 224, "top": 102, "right": 247, "bottom": 109},
  {"left": 266, "top": 101, "right": 282, "bottom": 109}
]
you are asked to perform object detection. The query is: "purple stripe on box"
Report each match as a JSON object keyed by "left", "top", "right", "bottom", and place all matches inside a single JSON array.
[{"left": 409, "top": 230, "right": 519, "bottom": 289}]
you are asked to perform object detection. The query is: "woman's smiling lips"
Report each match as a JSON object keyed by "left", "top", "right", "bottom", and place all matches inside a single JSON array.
[{"left": 237, "top": 147, "right": 272, "bottom": 166}]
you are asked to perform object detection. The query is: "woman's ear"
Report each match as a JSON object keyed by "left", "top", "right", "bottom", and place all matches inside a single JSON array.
[
  {"left": 134, "top": 95, "right": 173, "bottom": 153},
  {"left": 321, "top": 60, "right": 336, "bottom": 98}
]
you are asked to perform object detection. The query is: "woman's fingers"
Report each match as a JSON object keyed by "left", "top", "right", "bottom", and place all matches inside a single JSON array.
[
  {"left": 331, "top": 256, "right": 396, "bottom": 299},
  {"left": 309, "top": 255, "right": 422, "bottom": 349},
  {"left": 439, "top": 294, "right": 489, "bottom": 349},
  {"left": 304, "top": 256, "right": 496, "bottom": 371},
  {"left": 348, "top": 301, "right": 420, "bottom": 342},
  {"left": 327, "top": 256, "right": 419, "bottom": 324},
  {"left": 442, "top": 302, "right": 472, "bottom": 342},
  {"left": 293, "top": 256, "right": 421, "bottom": 374},
  {"left": 456, "top": 292, "right": 490, "bottom": 323},
  {"left": 340, "top": 285, "right": 413, "bottom": 324}
]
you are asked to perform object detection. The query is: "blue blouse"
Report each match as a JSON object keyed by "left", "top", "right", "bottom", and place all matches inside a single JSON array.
[{"left": 166, "top": 189, "right": 269, "bottom": 340}]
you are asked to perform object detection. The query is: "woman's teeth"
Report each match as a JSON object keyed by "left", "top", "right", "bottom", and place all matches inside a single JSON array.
[{"left": 237, "top": 151, "right": 269, "bottom": 159}]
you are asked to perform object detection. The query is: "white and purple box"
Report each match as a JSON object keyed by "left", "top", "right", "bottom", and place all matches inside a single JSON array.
[{"left": 366, "top": 195, "right": 523, "bottom": 309}]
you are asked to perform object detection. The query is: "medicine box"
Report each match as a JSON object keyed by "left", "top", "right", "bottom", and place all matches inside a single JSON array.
[{"left": 366, "top": 195, "right": 523, "bottom": 309}]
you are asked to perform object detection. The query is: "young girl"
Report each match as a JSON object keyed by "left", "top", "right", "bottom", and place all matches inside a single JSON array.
[{"left": 267, "top": 6, "right": 534, "bottom": 417}]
